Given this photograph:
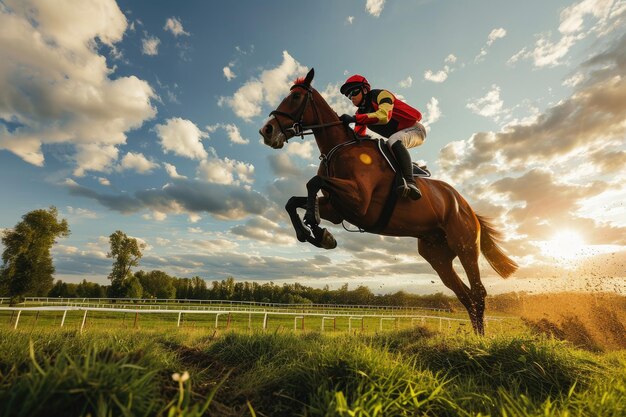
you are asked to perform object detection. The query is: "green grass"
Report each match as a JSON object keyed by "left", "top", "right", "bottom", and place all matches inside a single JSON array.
[{"left": 0, "top": 327, "right": 624, "bottom": 417}]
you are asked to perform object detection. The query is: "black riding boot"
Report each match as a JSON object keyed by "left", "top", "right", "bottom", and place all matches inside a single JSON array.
[{"left": 390, "top": 141, "right": 422, "bottom": 200}]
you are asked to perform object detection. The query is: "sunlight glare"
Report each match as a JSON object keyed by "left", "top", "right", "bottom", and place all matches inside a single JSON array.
[{"left": 540, "top": 230, "right": 587, "bottom": 261}]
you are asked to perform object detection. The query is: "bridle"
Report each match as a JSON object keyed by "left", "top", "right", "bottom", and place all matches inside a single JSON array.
[{"left": 269, "top": 83, "right": 342, "bottom": 141}]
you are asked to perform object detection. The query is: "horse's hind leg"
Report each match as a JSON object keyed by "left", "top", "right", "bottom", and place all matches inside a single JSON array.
[
  {"left": 444, "top": 215, "right": 487, "bottom": 335},
  {"left": 418, "top": 238, "right": 478, "bottom": 332}
]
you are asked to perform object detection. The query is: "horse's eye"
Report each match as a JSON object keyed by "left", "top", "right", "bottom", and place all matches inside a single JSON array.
[{"left": 292, "top": 93, "right": 301, "bottom": 101}]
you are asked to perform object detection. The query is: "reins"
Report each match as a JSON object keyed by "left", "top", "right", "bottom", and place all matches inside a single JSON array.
[{"left": 269, "top": 83, "right": 343, "bottom": 141}]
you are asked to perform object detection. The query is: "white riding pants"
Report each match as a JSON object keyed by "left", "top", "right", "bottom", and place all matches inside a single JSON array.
[{"left": 387, "top": 122, "right": 427, "bottom": 148}]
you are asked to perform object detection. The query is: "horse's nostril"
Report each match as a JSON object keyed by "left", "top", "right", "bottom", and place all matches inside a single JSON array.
[{"left": 264, "top": 125, "right": 273, "bottom": 135}]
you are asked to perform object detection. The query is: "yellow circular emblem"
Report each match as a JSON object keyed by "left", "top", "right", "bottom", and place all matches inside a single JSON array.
[{"left": 359, "top": 153, "right": 372, "bottom": 165}]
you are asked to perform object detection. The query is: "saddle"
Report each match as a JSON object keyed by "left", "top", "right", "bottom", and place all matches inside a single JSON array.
[{"left": 375, "top": 138, "right": 431, "bottom": 178}]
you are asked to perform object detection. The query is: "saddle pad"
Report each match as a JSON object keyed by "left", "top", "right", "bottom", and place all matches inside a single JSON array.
[{"left": 412, "top": 163, "right": 431, "bottom": 178}]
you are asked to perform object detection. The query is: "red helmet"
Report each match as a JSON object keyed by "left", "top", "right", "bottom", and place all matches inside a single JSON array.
[{"left": 340, "top": 74, "right": 370, "bottom": 96}]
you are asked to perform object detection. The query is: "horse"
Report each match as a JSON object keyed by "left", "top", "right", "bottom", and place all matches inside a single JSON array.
[{"left": 259, "top": 68, "right": 518, "bottom": 334}]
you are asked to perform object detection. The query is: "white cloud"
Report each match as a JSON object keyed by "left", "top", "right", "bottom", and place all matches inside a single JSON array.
[
  {"left": 366, "top": 0, "right": 386, "bottom": 17},
  {"left": 487, "top": 27, "right": 507, "bottom": 45},
  {"left": 66, "top": 206, "right": 98, "bottom": 219},
  {"left": 155, "top": 237, "right": 171, "bottom": 246},
  {"left": 526, "top": 35, "right": 578, "bottom": 67},
  {"left": 424, "top": 53, "right": 458, "bottom": 83},
  {"left": 466, "top": 84, "right": 505, "bottom": 120},
  {"left": 155, "top": 118, "right": 208, "bottom": 160},
  {"left": 164, "top": 162, "right": 187, "bottom": 179},
  {"left": 509, "top": 0, "right": 619, "bottom": 68},
  {"left": 346, "top": 16, "right": 355, "bottom": 24},
  {"left": 475, "top": 27, "right": 507, "bottom": 62},
  {"left": 74, "top": 144, "right": 119, "bottom": 177},
  {"left": 286, "top": 140, "right": 314, "bottom": 160},
  {"left": 563, "top": 72, "right": 585, "bottom": 87},
  {"left": 398, "top": 76, "right": 413, "bottom": 88},
  {"left": 558, "top": 0, "right": 614, "bottom": 34},
  {"left": 424, "top": 68, "right": 449, "bottom": 83},
  {"left": 197, "top": 158, "right": 255, "bottom": 185},
  {"left": 422, "top": 97, "right": 441, "bottom": 129},
  {"left": 219, "top": 51, "right": 308, "bottom": 121},
  {"left": 223, "top": 66, "right": 236, "bottom": 81},
  {"left": 118, "top": 151, "right": 158, "bottom": 174},
  {"left": 319, "top": 82, "right": 355, "bottom": 115},
  {"left": 188, "top": 213, "right": 201, "bottom": 223},
  {"left": 206, "top": 123, "right": 249, "bottom": 144},
  {"left": 98, "top": 177, "right": 111, "bottom": 186},
  {"left": 142, "top": 35, "right": 160, "bottom": 55},
  {"left": 0, "top": 0, "right": 157, "bottom": 173},
  {"left": 163, "top": 17, "right": 189, "bottom": 37},
  {"left": 507, "top": 47, "right": 529, "bottom": 65},
  {"left": 153, "top": 211, "right": 167, "bottom": 221},
  {"left": 445, "top": 54, "right": 457, "bottom": 64}
]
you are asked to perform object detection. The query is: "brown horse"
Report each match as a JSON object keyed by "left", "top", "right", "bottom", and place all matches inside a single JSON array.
[{"left": 259, "top": 68, "right": 517, "bottom": 334}]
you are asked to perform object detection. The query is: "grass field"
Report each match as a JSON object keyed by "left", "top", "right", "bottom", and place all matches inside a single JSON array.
[{"left": 0, "top": 293, "right": 624, "bottom": 416}]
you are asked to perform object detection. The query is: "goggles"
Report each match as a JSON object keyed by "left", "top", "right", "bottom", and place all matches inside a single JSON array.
[{"left": 346, "top": 87, "right": 361, "bottom": 98}]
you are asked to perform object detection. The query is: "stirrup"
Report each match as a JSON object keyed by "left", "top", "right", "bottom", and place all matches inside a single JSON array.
[{"left": 396, "top": 178, "right": 422, "bottom": 200}]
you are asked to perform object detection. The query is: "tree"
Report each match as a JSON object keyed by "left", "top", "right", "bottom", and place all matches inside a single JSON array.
[
  {"left": 106, "top": 230, "right": 144, "bottom": 298},
  {"left": 76, "top": 279, "right": 106, "bottom": 298},
  {"left": 0, "top": 207, "right": 70, "bottom": 298},
  {"left": 190, "top": 276, "right": 207, "bottom": 299},
  {"left": 136, "top": 270, "right": 176, "bottom": 299}
]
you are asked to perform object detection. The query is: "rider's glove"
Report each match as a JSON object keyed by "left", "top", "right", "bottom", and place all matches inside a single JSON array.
[{"left": 339, "top": 114, "right": 356, "bottom": 125}]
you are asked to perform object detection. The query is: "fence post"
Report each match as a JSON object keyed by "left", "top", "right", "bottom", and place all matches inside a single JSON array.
[
  {"left": 14, "top": 310, "right": 22, "bottom": 329},
  {"left": 80, "top": 310, "right": 88, "bottom": 333},
  {"left": 263, "top": 313, "right": 268, "bottom": 330},
  {"left": 61, "top": 310, "right": 67, "bottom": 327},
  {"left": 177, "top": 312, "right": 182, "bottom": 327}
]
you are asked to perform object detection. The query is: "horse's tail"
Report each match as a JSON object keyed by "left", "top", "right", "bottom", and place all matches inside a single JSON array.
[{"left": 477, "top": 215, "right": 518, "bottom": 278}]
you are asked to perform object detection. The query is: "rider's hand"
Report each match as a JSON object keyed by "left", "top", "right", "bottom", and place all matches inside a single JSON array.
[{"left": 339, "top": 114, "right": 356, "bottom": 125}]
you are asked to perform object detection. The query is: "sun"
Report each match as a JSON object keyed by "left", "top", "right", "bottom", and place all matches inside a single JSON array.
[{"left": 540, "top": 229, "right": 588, "bottom": 260}]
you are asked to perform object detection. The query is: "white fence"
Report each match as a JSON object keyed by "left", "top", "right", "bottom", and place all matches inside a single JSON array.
[{"left": 0, "top": 304, "right": 508, "bottom": 334}]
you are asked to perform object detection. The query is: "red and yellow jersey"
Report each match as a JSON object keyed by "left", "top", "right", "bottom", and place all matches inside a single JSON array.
[{"left": 354, "top": 89, "right": 422, "bottom": 138}]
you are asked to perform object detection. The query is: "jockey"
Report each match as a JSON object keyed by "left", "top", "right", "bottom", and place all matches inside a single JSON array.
[{"left": 339, "top": 74, "right": 426, "bottom": 200}]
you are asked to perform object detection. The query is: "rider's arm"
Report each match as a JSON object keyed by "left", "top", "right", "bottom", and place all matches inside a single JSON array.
[
  {"left": 355, "top": 90, "right": 394, "bottom": 125},
  {"left": 354, "top": 123, "right": 367, "bottom": 137}
]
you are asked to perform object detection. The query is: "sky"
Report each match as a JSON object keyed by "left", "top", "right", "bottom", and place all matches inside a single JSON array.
[{"left": 0, "top": 0, "right": 625, "bottom": 296}]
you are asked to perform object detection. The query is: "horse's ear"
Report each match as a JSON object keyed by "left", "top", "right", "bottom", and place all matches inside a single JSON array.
[{"left": 303, "top": 68, "right": 315, "bottom": 86}]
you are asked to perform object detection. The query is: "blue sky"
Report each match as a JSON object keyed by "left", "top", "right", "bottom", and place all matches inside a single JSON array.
[{"left": 1, "top": 0, "right": 625, "bottom": 295}]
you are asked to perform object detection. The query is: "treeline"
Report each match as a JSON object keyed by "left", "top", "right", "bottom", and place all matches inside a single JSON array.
[{"left": 48, "top": 273, "right": 456, "bottom": 309}]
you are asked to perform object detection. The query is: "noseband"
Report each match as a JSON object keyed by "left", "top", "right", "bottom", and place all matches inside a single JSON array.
[{"left": 269, "top": 84, "right": 342, "bottom": 141}]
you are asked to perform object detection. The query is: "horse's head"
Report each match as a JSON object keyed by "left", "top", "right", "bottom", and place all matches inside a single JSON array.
[{"left": 260, "top": 68, "right": 316, "bottom": 149}]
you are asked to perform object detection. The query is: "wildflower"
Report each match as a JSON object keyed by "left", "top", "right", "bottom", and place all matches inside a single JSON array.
[{"left": 172, "top": 371, "right": 190, "bottom": 382}]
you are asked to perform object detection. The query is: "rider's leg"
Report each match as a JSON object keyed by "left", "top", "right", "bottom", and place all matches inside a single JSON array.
[{"left": 388, "top": 124, "right": 426, "bottom": 200}]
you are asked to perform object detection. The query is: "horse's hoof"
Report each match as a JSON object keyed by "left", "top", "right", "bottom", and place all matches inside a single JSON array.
[{"left": 320, "top": 229, "right": 337, "bottom": 250}]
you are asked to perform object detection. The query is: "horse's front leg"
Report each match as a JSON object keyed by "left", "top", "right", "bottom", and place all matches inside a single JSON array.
[
  {"left": 285, "top": 196, "right": 310, "bottom": 243},
  {"left": 285, "top": 194, "right": 335, "bottom": 249},
  {"left": 300, "top": 176, "right": 337, "bottom": 249}
]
